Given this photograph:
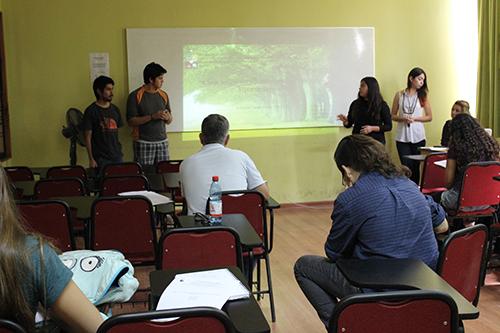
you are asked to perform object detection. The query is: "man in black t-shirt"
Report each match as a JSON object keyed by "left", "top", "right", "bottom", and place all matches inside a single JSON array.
[{"left": 82, "top": 76, "right": 123, "bottom": 169}]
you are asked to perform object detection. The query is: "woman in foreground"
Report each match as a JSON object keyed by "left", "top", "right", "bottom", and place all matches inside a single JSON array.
[{"left": 0, "top": 167, "right": 104, "bottom": 332}]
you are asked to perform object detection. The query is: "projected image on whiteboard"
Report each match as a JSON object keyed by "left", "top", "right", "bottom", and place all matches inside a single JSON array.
[
  {"left": 183, "top": 44, "right": 335, "bottom": 131},
  {"left": 126, "top": 28, "right": 375, "bottom": 132}
]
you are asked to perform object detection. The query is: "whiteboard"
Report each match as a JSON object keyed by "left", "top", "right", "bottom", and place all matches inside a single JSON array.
[{"left": 126, "top": 28, "right": 375, "bottom": 132}]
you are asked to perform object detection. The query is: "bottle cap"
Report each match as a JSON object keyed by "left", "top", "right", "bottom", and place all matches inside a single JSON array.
[{"left": 212, "top": 176, "right": 219, "bottom": 181}]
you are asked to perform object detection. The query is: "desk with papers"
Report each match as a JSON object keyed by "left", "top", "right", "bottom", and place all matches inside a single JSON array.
[{"left": 150, "top": 266, "right": 270, "bottom": 333}]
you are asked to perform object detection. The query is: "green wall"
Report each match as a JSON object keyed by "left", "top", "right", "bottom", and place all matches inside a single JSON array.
[{"left": 2, "top": 0, "right": 463, "bottom": 203}]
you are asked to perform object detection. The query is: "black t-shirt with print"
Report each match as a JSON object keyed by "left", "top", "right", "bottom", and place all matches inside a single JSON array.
[{"left": 82, "top": 102, "right": 123, "bottom": 161}]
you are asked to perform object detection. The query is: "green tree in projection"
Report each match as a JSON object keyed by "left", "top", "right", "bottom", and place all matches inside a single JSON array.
[{"left": 184, "top": 44, "right": 331, "bottom": 128}]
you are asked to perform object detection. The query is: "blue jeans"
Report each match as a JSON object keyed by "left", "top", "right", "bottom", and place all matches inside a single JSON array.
[{"left": 294, "top": 255, "right": 361, "bottom": 328}]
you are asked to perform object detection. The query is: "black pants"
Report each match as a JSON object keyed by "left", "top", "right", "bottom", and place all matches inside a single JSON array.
[{"left": 396, "top": 140, "right": 426, "bottom": 185}]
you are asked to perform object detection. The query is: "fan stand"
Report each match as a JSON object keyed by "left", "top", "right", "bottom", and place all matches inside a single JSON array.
[{"left": 69, "top": 137, "right": 77, "bottom": 166}]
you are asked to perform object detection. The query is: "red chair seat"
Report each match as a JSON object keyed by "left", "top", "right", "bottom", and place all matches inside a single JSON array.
[
  {"left": 421, "top": 187, "right": 447, "bottom": 194},
  {"left": 242, "top": 247, "right": 265, "bottom": 257},
  {"left": 447, "top": 206, "right": 497, "bottom": 218}
]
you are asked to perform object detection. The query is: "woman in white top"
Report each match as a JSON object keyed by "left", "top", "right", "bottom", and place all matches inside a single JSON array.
[{"left": 391, "top": 67, "right": 433, "bottom": 184}]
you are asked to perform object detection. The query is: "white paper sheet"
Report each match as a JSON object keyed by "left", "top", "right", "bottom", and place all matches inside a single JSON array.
[
  {"left": 89, "top": 52, "right": 110, "bottom": 82},
  {"left": 155, "top": 269, "right": 250, "bottom": 313},
  {"left": 420, "top": 146, "right": 449, "bottom": 152},
  {"left": 174, "top": 269, "right": 250, "bottom": 300},
  {"left": 118, "top": 190, "right": 172, "bottom": 205}
]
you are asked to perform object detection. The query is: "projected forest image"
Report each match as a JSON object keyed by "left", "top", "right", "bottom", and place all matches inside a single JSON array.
[{"left": 183, "top": 44, "right": 337, "bottom": 131}]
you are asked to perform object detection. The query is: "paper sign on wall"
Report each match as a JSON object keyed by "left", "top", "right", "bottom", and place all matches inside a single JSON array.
[{"left": 89, "top": 53, "right": 110, "bottom": 82}]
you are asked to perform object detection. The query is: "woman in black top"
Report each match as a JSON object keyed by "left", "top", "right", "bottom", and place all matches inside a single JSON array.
[{"left": 337, "top": 77, "right": 392, "bottom": 144}]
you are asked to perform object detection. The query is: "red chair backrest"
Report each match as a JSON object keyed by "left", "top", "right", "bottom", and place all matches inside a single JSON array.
[
  {"left": 91, "top": 197, "right": 156, "bottom": 265},
  {"left": 437, "top": 224, "right": 488, "bottom": 305},
  {"left": 34, "top": 178, "right": 85, "bottom": 199},
  {"left": 17, "top": 200, "right": 75, "bottom": 251},
  {"left": 5, "top": 167, "right": 34, "bottom": 182},
  {"left": 458, "top": 161, "right": 500, "bottom": 209},
  {"left": 96, "top": 308, "right": 235, "bottom": 333},
  {"left": 156, "top": 160, "right": 182, "bottom": 173},
  {"left": 330, "top": 291, "right": 458, "bottom": 333},
  {"left": 47, "top": 165, "right": 87, "bottom": 181},
  {"left": 220, "top": 191, "right": 266, "bottom": 243},
  {"left": 102, "top": 162, "right": 142, "bottom": 177},
  {"left": 159, "top": 227, "right": 242, "bottom": 270},
  {"left": 420, "top": 153, "right": 447, "bottom": 192},
  {"left": 100, "top": 175, "right": 149, "bottom": 196}
]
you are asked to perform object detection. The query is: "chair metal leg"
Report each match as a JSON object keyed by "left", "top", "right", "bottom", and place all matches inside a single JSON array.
[
  {"left": 264, "top": 252, "right": 276, "bottom": 322},
  {"left": 247, "top": 251, "right": 254, "bottom": 288},
  {"left": 257, "top": 258, "right": 262, "bottom": 300}
]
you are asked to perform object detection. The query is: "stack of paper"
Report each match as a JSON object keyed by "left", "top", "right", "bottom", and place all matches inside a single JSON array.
[
  {"left": 419, "top": 146, "right": 449, "bottom": 152},
  {"left": 156, "top": 269, "right": 250, "bottom": 313},
  {"left": 118, "top": 190, "right": 172, "bottom": 205}
]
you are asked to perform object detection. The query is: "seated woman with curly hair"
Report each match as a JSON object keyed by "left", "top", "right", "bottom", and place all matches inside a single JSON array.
[
  {"left": 294, "top": 135, "right": 447, "bottom": 328},
  {"left": 441, "top": 113, "right": 500, "bottom": 211},
  {"left": 0, "top": 167, "right": 104, "bottom": 332}
]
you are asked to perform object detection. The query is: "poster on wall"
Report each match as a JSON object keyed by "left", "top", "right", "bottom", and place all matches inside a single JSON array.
[{"left": 89, "top": 53, "right": 110, "bottom": 82}]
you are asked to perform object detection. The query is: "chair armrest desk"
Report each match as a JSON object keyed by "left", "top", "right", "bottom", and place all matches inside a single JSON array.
[
  {"left": 336, "top": 258, "right": 479, "bottom": 320},
  {"left": 150, "top": 266, "right": 270, "bottom": 333}
]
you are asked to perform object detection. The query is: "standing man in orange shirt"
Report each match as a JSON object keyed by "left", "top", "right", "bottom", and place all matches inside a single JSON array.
[{"left": 127, "top": 62, "right": 173, "bottom": 166}]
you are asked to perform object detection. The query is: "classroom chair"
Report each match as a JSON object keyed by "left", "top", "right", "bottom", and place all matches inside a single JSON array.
[
  {"left": 5, "top": 166, "right": 34, "bottom": 182},
  {"left": 90, "top": 196, "right": 157, "bottom": 266},
  {"left": 436, "top": 224, "right": 488, "bottom": 306},
  {"left": 100, "top": 175, "right": 149, "bottom": 197},
  {"left": 420, "top": 152, "right": 447, "bottom": 195},
  {"left": 157, "top": 227, "right": 243, "bottom": 272},
  {"left": 17, "top": 200, "right": 76, "bottom": 251},
  {"left": 328, "top": 290, "right": 459, "bottom": 333},
  {"left": 34, "top": 177, "right": 86, "bottom": 199},
  {"left": 47, "top": 165, "right": 87, "bottom": 181},
  {"left": 102, "top": 162, "right": 143, "bottom": 177},
  {"left": 219, "top": 190, "right": 276, "bottom": 322},
  {"left": 96, "top": 307, "right": 235, "bottom": 333}
]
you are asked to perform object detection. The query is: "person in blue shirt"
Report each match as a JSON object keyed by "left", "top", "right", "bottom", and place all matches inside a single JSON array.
[
  {"left": 294, "top": 134, "right": 446, "bottom": 328},
  {"left": 0, "top": 167, "right": 104, "bottom": 332}
]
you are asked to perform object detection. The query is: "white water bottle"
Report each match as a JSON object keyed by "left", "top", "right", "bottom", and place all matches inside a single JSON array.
[{"left": 208, "top": 176, "right": 222, "bottom": 224}]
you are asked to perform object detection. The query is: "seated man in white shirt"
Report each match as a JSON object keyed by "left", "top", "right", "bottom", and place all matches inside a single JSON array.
[{"left": 180, "top": 114, "right": 270, "bottom": 215}]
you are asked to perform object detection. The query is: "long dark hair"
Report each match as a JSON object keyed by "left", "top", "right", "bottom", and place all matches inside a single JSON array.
[
  {"left": 357, "top": 76, "right": 385, "bottom": 121},
  {"left": 0, "top": 167, "right": 36, "bottom": 331},
  {"left": 334, "top": 135, "right": 410, "bottom": 183},
  {"left": 406, "top": 67, "right": 428, "bottom": 106},
  {"left": 449, "top": 114, "right": 499, "bottom": 167}
]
